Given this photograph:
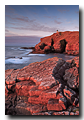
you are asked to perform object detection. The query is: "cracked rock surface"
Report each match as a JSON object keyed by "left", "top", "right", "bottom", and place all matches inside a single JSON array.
[{"left": 5, "top": 56, "right": 79, "bottom": 115}]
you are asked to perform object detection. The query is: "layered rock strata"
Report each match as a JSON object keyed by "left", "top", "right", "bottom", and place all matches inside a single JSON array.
[{"left": 5, "top": 57, "right": 79, "bottom": 115}]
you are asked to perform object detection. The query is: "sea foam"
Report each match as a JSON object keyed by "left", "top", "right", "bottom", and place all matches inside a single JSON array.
[{"left": 5, "top": 57, "right": 30, "bottom": 64}]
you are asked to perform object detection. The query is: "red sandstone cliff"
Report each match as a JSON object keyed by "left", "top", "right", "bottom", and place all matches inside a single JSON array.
[{"left": 32, "top": 31, "right": 79, "bottom": 55}]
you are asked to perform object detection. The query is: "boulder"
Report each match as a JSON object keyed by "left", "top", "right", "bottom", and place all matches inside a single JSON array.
[
  {"left": 63, "top": 67, "right": 79, "bottom": 89},
  {"left": 5, "top": 69, "right": 14, "bottom": 80},
  {"left": 63, "top": 86, "right": 78, "bottom": 105},
  {"left": 47, "top": 93, "right": 67, "bottom": 111},
  {"left": 28, "top": 84, "right": 61, "bottom": 105},
  {"left": 26, "top": 104, "right": 47, "bottom": 114},
  {"left": 66, "top": 56, "right": 79, "bottom": 68},
  {"left": 5, "top": 69, "right": 19, "bottom": 85},
  {"left": 15, "top": 81, "right": 36, "bottom": 97}
]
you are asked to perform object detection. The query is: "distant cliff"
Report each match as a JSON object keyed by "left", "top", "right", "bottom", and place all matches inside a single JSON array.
[{"left": 31, "top": 31, "right": 79, "bottom": 55}]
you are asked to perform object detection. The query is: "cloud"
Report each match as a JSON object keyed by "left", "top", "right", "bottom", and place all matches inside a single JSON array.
[
  {"left": 44, "top": 16, "right": 51, "bottom": 18},
  {"left": 75, "top": 11, "right": 79, "bottom": 14},
  {"left": 58, "top": 9, "right": 69, "bottom": 13},
  {"left": 44, "top": 7, "right": 48, "bottom": 13},
  {"left": 5, "top": 5, "right": 15, "bottom": 14},
  {"left": 6, "top": 14, "right": 59, "bottom": 33},
  {"left": 6, "top": 14, "right": 35, "bottom": 23},
  {"left": 54, "top": 20, "right": 62, "bottom": 24},
  {"left": 5, "top": 32, "right": 19, "bottom": 37},
  {"left": 74, "top": 26, "right": 79, "bottom": 30},
  {"left": 5, "top": 29, "right": 9, "bottom": 32},
  {"left": 11, "top": 21, "right": 59, "bottom": 33}
]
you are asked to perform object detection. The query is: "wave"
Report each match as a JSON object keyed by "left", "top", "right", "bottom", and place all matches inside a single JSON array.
[
  {"left": 5, "top": 57, "right": 30, "bottom": 64},
  {"left": 28, "top": 54, "right": 45, "bottom": 56}
]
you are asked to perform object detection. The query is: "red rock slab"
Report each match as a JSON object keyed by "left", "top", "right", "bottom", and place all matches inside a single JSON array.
[
  {"left": 39, "top": 84, "right": 60, "bottom": 98},
  {"left": 28, "top": 96, "right": 42, "bottom": 105},
  {"left": 17, "top": 74, "right": 30, "bottom": 81},
  {"left": 38, "top": 76, "right": 56, "bottom": 90},
  {"left": 47, "top": 92, "right": 67, "bottom": 111},
  {"left": 28, "top": 96, "right": 47, "bottom": 105},
  {"left": 11, "top": 69, "right": 20, "bottom": 77},
  {"left": 66, "top": 56, "right": 79, "bottom": 68},
  {"left": 6, "top": 76, "right": 16, "bottom": 85},
  {"left": 47, "top": 98, "right": 66, "bottom": 111},
  {"left": 15, "top": 81, "right": 36, "bottom": 97},
  {"left": 29, "top": 77, "right": 42, "bottom": 86},
  {"left": 29, "top": 86, "right": 42, "bottom": 96},
  {"left": 15, "top": 102, "right": 32, "bottom": 115},
  {"left": 5, "top": 69, "right": 14, "bottom": 80},
  {"left": 28, "top": 95, "right": 55, "bottom": 106},
  {"left": 28, "top": 85, "right": 61, "bottom": 105},
  {"left": 25, "top": 103, "right": 47, "bottom": 114},
  {"left": 63, "top": 86, "right": 76, "bottom": 104},
  {"left": 5, "top": 69, "right": 19, "bottom": 85},
  {"left": 17, "top": 57, "right": 59, "bottom": 90}
]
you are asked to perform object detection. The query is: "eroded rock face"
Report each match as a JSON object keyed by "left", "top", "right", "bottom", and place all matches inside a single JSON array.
[
  {"left": 5, "top": 57, "right": 79, "bottom": 115},
  {"left": 31, "top": 31, "right": 79, "bottom": 55}
]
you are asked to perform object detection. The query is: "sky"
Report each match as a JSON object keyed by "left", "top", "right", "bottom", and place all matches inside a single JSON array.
[{"left": 5, "top": 5, "right": 79, "bottom": 46}]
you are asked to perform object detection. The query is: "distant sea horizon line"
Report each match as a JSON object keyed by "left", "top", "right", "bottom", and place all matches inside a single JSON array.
[{"left": 5, "top": 35, "right": 41, "bottom": 47}]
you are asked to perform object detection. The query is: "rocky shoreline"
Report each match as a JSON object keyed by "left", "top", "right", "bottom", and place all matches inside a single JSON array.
[
  {"left": 5, "top": 56, "right": 79, "bottom": 115},
  {"left": 30, "top": 31, "right": 79, "bottom": 56},
  {"left": 5, "top": 31, "right": 79, "bottom": 115}
]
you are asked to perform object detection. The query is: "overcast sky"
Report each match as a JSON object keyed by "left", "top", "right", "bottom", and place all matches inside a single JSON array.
[{"left": 5, "top": 5, "right": 79, "bottom": 46}]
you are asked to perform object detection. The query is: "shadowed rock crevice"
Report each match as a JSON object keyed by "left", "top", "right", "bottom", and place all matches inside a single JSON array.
[
  {"left": 51, "top": 38, "right": 54, "bottom": 46},
  {"left": 39, "top": 43, "right": 47, "bottom": 50},
  {"left": 60, "top": 39, "right": 67, "bottom": 53}
]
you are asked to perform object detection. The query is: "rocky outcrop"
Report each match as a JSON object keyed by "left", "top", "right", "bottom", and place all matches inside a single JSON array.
[
  {"left": 20, "top": 47, "right": 35, "bottom": 49},
  {"left": 31, "top": 31, "right": 79, "bottom": 55},
  {"left": 5, "top": 57, "right": 79, "bottom": 115}
]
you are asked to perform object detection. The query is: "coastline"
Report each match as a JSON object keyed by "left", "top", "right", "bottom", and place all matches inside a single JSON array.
[
  {"left": 5, "top": 31, "right": 79, "bottom": 115},
  {"left": 30, "top": 31, "right": 79, "bottom": 56},
  {"left": 5, "top": 46, "right": 76, "bottom": 70}
]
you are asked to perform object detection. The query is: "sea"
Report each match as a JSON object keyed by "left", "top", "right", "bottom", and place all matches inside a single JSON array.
[{"left": 5, "top": 46, "right": 75, "bottom": 70}]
